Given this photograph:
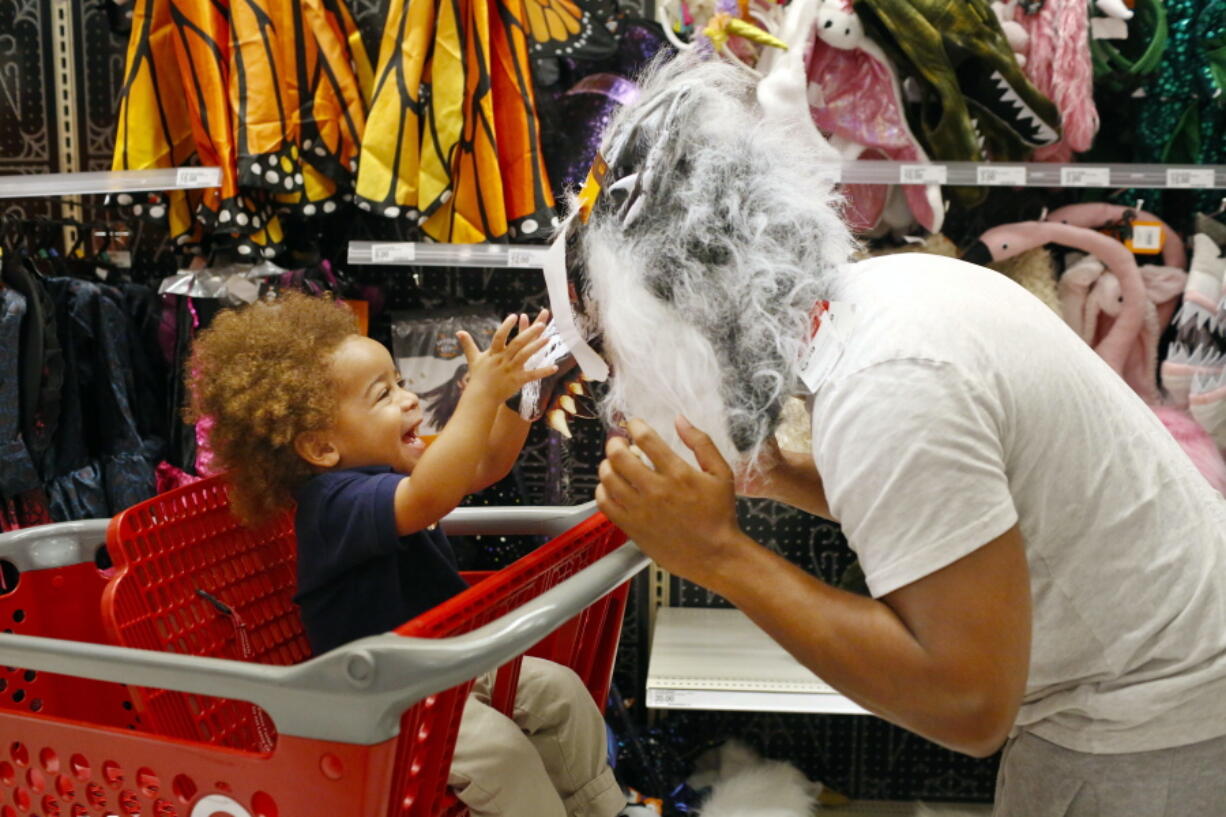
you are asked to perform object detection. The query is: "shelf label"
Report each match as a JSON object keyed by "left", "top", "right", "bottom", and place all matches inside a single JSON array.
[
  {"left": 1126, "top": 221, "right": 1165, "bottom": 254},
  {"left": 506, "top": 249, "right": 541, "bottom": 268},
  {"left": 899, "top": 164, "right": 947, "bottom": 185},
  {"left": 977, "top": 166, "right": 1027, "bottom": 186},
  {"left": 175, "top": 167, "right": 220, "bottom": 188},
  {"left": 370, "top": 243, "right": 416, "bottom": 263},
  {"left": 1060, "top": 167, "right": 1110, "bottom": 187},
  {"left": 1166, "top": 168, "right": 1216, "bottom": 189}
]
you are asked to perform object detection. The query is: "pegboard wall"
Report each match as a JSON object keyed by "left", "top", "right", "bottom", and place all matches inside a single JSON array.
[{"left": 1, "top": 0, "right": 60, "bottom": 221}]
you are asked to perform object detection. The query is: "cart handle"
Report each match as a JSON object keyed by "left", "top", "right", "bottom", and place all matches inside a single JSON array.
[
  {"left": 0, "top": 518, "right": 111, "bottom": 571},
  {"left": 0, "top": 535, "right": 648, "bottom": 746},
  {"left": 0, "top": 501, "right": 600, "bottom": 571}
]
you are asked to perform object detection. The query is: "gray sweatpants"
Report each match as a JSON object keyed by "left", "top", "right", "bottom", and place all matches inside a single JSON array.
[
  {"left": 448, "top": 657, "right": 625, "bottom": 817},
  {"left": 994, "top": 730, "right": 1226, "bottom": 816}
]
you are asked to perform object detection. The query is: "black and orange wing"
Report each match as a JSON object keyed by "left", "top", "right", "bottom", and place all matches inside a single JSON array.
[
  {"left": 113, "top": 0, "right": 198, "bottom": 243},
  {"left": 354, "top": 0, "right": 435, "bottom": 219},
  {"left": 491, "top": 0, "right": 557, "bottom": 239},
  {"left": 522, "top": 0, "right": 615, "bottom": 59}
]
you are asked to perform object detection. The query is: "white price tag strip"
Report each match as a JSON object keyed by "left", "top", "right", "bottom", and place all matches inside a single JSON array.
[
  {"left": 506, "top": 249, "right": 540, "bottom": 268},
  {"left": 370, "top": 243, "right": 416, "bottom": 263},
  {"left": 175, "top": 167, "right": 221, "bottom": 188},
  {"left": 1166, "top": 168, "right": 1216, "bottom": 189},
  {"left": 816, "top": 165, "right": 843, "bottom": 185},
  {"left": 977, "top": 166, "right": 1027, "bottom": 186},
  {"left": 1060, "top": 167, "right": 1111, "bottom": 187},
  {"left": 899, "top": 164, "right": 947, "bottom": 185}
]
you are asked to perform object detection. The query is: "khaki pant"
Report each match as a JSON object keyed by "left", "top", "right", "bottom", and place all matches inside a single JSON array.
[
  {"left": 994, "top": 730, "right": 1226, "bottom": 816},
  {"left": 448, "top": 657, "right": 624, "bottom": 817}
]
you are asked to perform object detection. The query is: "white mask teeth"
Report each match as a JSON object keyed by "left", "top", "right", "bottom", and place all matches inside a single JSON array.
[
  {"left": 1193, "top": 364, "right": 1226, "bottom": 394},
  {"left": 988, "top": 69, "right": 1058, "bottom": 145},
  {"left": 1167, "top": 340, "right": 1193, "bottom": 365}
]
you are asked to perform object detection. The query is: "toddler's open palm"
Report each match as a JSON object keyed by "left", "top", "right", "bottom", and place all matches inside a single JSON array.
[{"left": 458, "top": 312, "right": 556, "bottom": 404}]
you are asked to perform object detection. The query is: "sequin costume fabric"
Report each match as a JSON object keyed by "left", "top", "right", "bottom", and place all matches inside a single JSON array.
[{"left": 1128, "top": 0, "right": 1226, "bottom": 215}]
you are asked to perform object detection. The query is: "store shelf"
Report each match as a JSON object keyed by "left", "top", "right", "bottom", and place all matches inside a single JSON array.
[
  {"left": 815, "top": 160, "right": 1226, "bottom": 189},
  {"left": 345, "top": 162, "right": 1223, "bottom": 269},
  {"left": 0, "top": 167, "right": 222, "bottom": 199},
  {"left": 821, "top": 804, "right": 990, "bottom": 816},
  {"left": 646, "top": 606, "right": 868, "bottom": 715},
  {"left": 347, "top": 241, "right": 550, "bottom": 268}
]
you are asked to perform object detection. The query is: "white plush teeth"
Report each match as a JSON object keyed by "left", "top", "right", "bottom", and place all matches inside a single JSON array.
[{"left": 990, "top": 70, "right": 1056, "bottom": 143}]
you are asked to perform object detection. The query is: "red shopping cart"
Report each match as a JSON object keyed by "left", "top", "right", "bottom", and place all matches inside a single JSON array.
[{"left": 0, "top": 475, "right": 647, "bottom": 817}]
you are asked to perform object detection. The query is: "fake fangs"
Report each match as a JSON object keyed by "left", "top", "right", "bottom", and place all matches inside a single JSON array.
[
  {"left": 990, "top": 71, "right": 1058, "bottom": 145},
  {"left": 971, "top": 117, "right": 989, "bottom": 156}
]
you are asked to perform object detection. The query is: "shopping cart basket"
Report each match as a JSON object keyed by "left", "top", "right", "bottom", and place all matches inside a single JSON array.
[{"left": 0, "top": 475, "right": 648, "bottom": 817}]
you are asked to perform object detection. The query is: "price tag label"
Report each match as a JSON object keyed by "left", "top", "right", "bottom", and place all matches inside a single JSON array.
[
  {"left": 977, "top": 166, "right": 1027, "bottom": 186},
  {"left": 1126, "top": 221, "right": 1165, "bottom": 255},
  {"left": 816, "top": 165, "right": 843, "bottom": 185},
  {"left": 370, "top": 243, "right": 416, "bottom": 264},
  {"left": 1060, "top": 167, "right": 1111, "bottom": 187},
  {"left": 800, "top": 302, "right": 857, "bottom": 393},
  {"left": 175, "top": 167, "right": 220, "bottom": 188},
  {"left": 506, "top": 249, "right": 541, "bottom": 268},
  {"left": 899, "top": 164, "right": 947, "bottom": 185},
  {"left": 1166, "top": 168, "right": 1216, "bottom": 189}
]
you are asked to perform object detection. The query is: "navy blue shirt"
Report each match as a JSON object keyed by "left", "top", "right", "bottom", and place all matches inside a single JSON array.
[{"left": 293, "top": 466, "right": 469, "bottom": 655}]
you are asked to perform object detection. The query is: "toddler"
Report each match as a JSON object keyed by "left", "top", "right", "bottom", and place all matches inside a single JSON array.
[{"left": 187, "top": 292, "right": 629, "bottom": 817}]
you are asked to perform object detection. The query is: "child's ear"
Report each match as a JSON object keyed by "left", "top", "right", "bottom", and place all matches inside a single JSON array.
[{"left": 294, "top": 431, "right": 340, "bottom": 469}]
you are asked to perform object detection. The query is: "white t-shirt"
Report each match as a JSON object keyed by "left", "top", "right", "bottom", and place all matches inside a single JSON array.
[{"left": 810, "top": 253, "right": 1226, "bottom": 754}]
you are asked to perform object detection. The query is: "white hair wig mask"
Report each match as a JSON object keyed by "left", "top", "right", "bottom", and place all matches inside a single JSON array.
[{"left": 571, "top": 54, "right": 855, "bottom": 469}]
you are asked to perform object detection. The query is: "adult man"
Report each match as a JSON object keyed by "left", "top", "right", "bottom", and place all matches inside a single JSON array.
[{"left": 567, "top": 55, "right": 1226, "bottom": 815}]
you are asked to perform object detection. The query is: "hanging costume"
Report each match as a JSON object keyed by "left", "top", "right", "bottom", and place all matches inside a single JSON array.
[
  {"left": 804, "top": 0, "right": 942, "bottom": 233},
  {"left": 1015, "top": 0, "right": 1100, "bottom": 162},
  {"left": 1119, "top": 0, "right": 1226, "bottom": 216},
  {"left": 113, "top": 0, "right": 371, "bottom": 258},
  {"left": 355, "top": 0, "right": 559, "bottom": 241},
  {"left": 853, "top": 0, "right": 1062, "bottom": 204}
]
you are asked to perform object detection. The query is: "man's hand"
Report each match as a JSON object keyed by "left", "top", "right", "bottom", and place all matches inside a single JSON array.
[{"left": 596, "top": 416, "right": 748, "bottom": 587}]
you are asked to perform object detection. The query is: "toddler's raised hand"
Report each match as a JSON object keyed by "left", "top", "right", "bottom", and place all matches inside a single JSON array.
[{"left": 457, "top": 313, "right": 557, "bottom": 404}]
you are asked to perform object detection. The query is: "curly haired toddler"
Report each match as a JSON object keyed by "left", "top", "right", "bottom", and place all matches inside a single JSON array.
[{"left": 188, "top": 292, "right": 629, "bottom": 817}]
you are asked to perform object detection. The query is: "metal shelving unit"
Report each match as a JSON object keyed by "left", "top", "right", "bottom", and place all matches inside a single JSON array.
[
  {"left": 345, "top": 161, "right": 1226, "bottom": 269},
  {"left": 0, "top": 167, "right": 223, "bottom": 199}
]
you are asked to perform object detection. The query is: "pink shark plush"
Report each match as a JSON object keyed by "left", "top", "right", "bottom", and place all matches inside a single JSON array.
[{"left": 967, "top": 220, "right": 1224, "bottom": 493}]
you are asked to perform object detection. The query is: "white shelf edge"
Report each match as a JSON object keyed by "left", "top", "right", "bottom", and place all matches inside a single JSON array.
[
  {"left": 0, "top": 167, "right": 222, "bottom": 199},
  {"left": 346, "top": 161, "right": 1224, "bottom": 268},
  {"left": 821, "top": 160, "right": 1226, "bottom": 189},
  {"left": 646, "top": 686, "right": 869, "bottom": 714},
  {"left": 646, "top": 607, "right": 870, "bottom": 716},
  {"left": 348, "top": 241, "right": 550, "bottom": 268}
]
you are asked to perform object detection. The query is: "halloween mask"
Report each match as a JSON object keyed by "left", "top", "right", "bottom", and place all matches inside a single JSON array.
[
  {"left": 547, "top": 54, "right": 855, "bottom": 468},
  {"left": 854, "top": 0, "right": 1061, "bottom": 201}
]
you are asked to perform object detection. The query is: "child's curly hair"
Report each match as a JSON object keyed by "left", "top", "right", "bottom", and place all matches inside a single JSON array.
[{"left": 186, "top": 292, "right": 358, "bottom": 525}]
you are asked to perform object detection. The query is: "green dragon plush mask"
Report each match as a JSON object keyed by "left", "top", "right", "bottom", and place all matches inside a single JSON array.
[{"left": 855, "top": 0, "right": 1062, "bottom": 199}]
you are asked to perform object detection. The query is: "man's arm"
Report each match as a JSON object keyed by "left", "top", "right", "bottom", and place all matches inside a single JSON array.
[
  {"left": 598, "top": 418, "right": 1031, "bottom": 757},
  {"left": 712, "top": 524, "right": 1030, "bottom": 756},
  {"left": 739, "top": 439, "right": 835, "bottom": 521}
]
